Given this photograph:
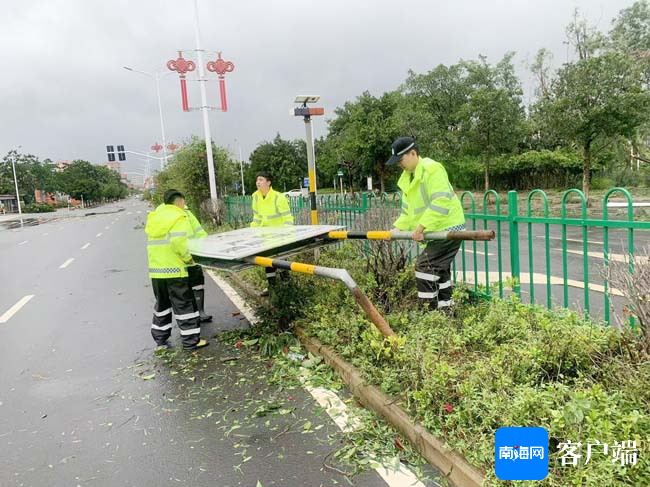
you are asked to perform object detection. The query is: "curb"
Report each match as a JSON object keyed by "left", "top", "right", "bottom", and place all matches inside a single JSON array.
[{"left": 296, "top": 328, "right": 486, "bottom": 487}]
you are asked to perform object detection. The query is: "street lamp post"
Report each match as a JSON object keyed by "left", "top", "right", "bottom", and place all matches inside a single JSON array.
[
  {"left": 11, "top": 151, "right": 21, "bottom": 215},
  {"left": 123, "top": 66, "right": 172, "bottom": 167},
  {"left": 239, "top": 146, "right": 245, "bottom": 196},
  {"left": 192, "top": 0, "right": 218, "bottom": 202},
  {"left": 292, "top": 96, "right": 324, "bottom": 224},
  {"left": 234, "top": 139, "right": 246, "bottom": 196}
]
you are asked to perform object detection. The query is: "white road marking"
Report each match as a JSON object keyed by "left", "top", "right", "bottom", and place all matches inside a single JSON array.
[
  {"left": 0, "top": 295, "right": 35, "bottom": 324},
  {"left": 207, "top": 271, "right": 426, "bottom": 487},
  {"left": 81, "top": 243, "right": 91, "bottom": 250},
  {"left": 564, "top": 249, "right": 640, "bottom": 264},
  {"left": 460, "top": 248, "right": 494, "bottom": 256},
  {"left": 42, "top": 232, "right": 49, "bottom": 236},
  {"left": 538, "top": 235, "right": 604, "bottom": 245},
  {"left": 18, "top": 240, "right": 28, "bottom": 246},
  {"left": 104, "top": 226, "right": 109, "bottom": 230},
  {"left": 59, "top": 258, "right": 75, "bottom": 269},
  {"left": 457, "top": 271, "right": 624, "bottom": 297},
  {"left": 206, "top": 271, "right": 258, "bottom": 324},
  {"left": 96, "top": 232, "right": 102, "bottom": 237}
]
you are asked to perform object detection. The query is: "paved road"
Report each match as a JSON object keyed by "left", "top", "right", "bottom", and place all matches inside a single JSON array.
[
  {"left": 1, "top": 199, "right": 437, "bottom": 487},
  {"left": 454, "top": 219, "right": 650, "bottom": 321}
]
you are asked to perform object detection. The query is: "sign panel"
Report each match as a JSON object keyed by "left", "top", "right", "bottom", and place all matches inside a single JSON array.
[{"left": 188, "top": 225, "right": 342, "bottom": 261}]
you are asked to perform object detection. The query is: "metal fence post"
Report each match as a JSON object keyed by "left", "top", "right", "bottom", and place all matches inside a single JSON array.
[{"left": 507, "top": 191, "right": 521, "bottom": 298}]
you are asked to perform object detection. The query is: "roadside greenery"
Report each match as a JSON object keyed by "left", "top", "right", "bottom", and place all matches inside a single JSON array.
[
  {"left": 0, "top": 151, "right": 128, "bottom": 205},
  {"left": 236, "top": 244, "right": 650, "bottom": 486},
  {"left": 246, "top": 3, "right": 650, "bottom": 198}
]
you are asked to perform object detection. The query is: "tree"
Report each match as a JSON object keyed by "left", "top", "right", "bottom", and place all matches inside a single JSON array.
[
  {"left": 56, "top": 160, "right": 102, "bottom": 201},
  {"left": 401, "top": 63, "right": 470, "bottom": 158},
  {"left": 154, "top": 137, "right": 236, "bottom": 222},
  {"left": 0, "top": 151, "right": 55, "bottom": 204},
  {"left": 458, "top": 53, "right": 526, "bottom": 190},
  {"left": 320, "top": 91, "right": 403, "bottom": 192},
  {"left": 610, "top": 0, "right": 650, "bottom": 55},
  {"left": 530, "top": 48, "right": 554, "bottom": 99},
  {"left": 537, "top": 51, "right": 650, "bottom": 201},
  {"left": 247, "top": 134, "right": 306, "bottom": 193}
]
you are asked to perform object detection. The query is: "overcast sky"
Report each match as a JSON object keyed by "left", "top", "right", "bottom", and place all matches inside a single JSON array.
[{"left": 0, "top": 0, "right": 636, "bottom": 180}]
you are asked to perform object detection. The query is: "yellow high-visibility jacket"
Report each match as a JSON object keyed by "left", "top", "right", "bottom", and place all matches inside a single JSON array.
[
  {"left": 145, "top": 204, "right": 194, "bottom": 279},
  {"left": 185, "top": 208, "right": 208, "bottom": 238},
  {"left": 250, "top": 188, "right": 294, "bottom": 227},
  {"left": 393, "top": 157, "right": 465, "bottom": 232}
]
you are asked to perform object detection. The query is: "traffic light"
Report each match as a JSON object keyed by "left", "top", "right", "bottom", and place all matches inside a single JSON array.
[
  {"left": 106, "top": 145, "right": 115, "bottom": 162},
  {"left": 117, "top": 145, "right": 126, "bottom": 161}
]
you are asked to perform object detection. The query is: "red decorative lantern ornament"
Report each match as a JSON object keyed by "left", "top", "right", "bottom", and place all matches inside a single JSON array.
[
  {"left": 151, "top": 143, "right": 163, "bottom": 153},
  {"left": 167, "top": 51, "right": 196, "bottom": 112},
  {"left": 206, "top": 52, "right": 235, "bottom": 112}
]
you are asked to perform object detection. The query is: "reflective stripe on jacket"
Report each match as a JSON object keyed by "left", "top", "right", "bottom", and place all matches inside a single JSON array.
[
  {"left": 250, "top": 188, "right": 294, "bottom": 227},
  {"left": 393, "top": 157, "right": 465, "bottom": 232},
  {"left": 145, "top": 203, "right": 193, "bottom": 279}
]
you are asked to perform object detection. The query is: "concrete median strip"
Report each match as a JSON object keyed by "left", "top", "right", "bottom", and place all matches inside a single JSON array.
[
  {"left": 0, "top": 295, "right": 34, "bottom": 323},
  {"left": 297, "top": 330, "right": 485, "bottom": 487},
  {"left": 207, "top": 270, "right": 476, "bottom": 487}
]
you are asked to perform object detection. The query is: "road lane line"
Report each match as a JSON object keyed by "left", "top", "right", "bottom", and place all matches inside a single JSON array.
[
  {"left": 96, "top": 232, "right": 102, "bottom": 237},
  {"left": 207, "top": 271, "right": 426, "bottom": 487},
  {"left": 206, "top": 271, "right": 258, "bottom": 324},
  {"left": 564, "top": 249, "right": 641, "bottom": 263},
  {"left": 81, "top": 243, "right": 91, "bottom": 250},
  {"left": 42, "top": 232, "right": 49, "bottom": 236},
  {"left": 457, "top": 271, "right": 624, "bottom": 297},
  {"left": 0, "top": 295, "right": 35, "bottom": 323},
  {"left": 59, "top": 258, "right": 75, "bottom": 269},
  {"left": 538, "top": 236, "right": 604, "bottom": 245},
  {"left": 105, "top": 226, "right": 109, "bottom": 230},
  {"left": 18, "top": 240, "right": 28, "bottom": 246}
]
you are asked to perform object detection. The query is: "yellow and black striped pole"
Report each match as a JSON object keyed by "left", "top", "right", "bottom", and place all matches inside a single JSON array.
[
  {"left": 327, "top": 229, "right": 495, "bottom": 241},
  {"left": 246, "top": 256, "right": 396, "bottom": 338}
]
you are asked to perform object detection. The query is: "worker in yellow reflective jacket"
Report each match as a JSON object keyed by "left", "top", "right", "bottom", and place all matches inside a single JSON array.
[
  {"left": 185, "top": 206, "right": 212, "bottom": 323},
  {"left": 250, "top": 171, "right": 293, "bottom": 288},
  {"left": 145, "top": 189, "right": 208, "bottom": 350},
  {"left": 386, "top": 137, "right": 466, "bottom": 311}
]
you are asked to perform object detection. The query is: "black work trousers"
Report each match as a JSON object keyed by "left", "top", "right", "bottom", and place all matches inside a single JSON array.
[
  {"left": 150, "top": 277, "right": 201, "bottom": 349},
  {"left": 415, "top": 239, "right": 462, "bottom": 309}
]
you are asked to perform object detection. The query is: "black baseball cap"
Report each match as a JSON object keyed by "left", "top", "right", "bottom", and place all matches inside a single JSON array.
[
  {"left": 163, "top": 189, "right": 185, "bottom": 205},
  {"left": 386, "top": 137, "right": 417, "bottom": 166}
]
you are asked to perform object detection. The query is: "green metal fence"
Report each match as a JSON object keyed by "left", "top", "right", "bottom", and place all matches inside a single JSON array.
[{"left": 225, "top": 189, "right": 650, "bottom": 324}]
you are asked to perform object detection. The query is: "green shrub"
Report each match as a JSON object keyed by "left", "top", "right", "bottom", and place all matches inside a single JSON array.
[
  {"left": 591, "top": 177, "right": 616, "bottom": 190},
  {"left": 23, "top": 202, "right": 55, "bottom": 213},
  {"left": 258, "top": 246, "right": 650, "bottom": 487}
]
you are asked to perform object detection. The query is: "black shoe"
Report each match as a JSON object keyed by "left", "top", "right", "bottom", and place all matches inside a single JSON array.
[{"left": 199, "top": 312, "right": 213, "bottom": 323}]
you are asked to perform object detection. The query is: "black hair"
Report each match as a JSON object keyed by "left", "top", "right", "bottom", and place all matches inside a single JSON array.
[
  {"left": 256, "top": 171, "right": 272, "bottom": 183},
  {"left": 163, "top": 189, "right": 185, "bottom": 205}
]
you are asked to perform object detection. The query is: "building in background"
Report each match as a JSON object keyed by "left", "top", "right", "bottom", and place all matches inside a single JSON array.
[
  {"left": 105, "top": 161, "right": 121, "bottom": 173},
  {"left": 54, "top": 160, "right": 70, "bottom": 172}
]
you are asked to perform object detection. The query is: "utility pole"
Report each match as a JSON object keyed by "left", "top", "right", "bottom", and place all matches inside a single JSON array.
[
  {"left": 11, "top": 150, "right": 22, "bottom": 215},
  {"left": 192, "top": 0, "right": 217, "bottom": 201}
]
